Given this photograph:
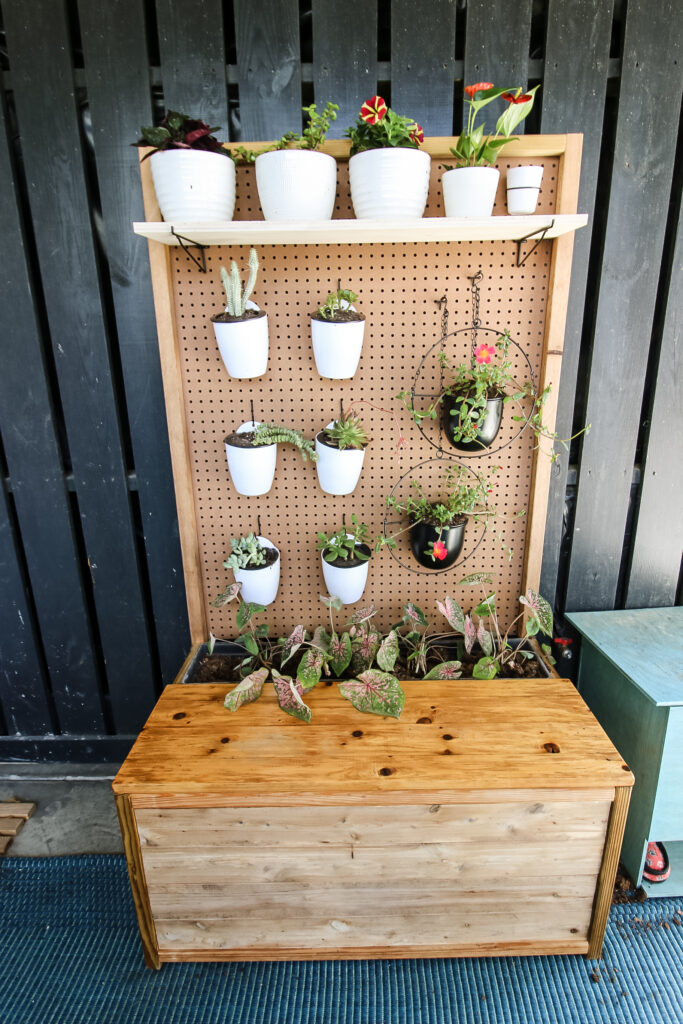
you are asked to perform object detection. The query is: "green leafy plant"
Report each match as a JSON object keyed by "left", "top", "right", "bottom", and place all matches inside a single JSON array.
[
  {"left": 323, "top": 411, "right": 370, "bottom": 450},
  {"left": 220, "top": 248, "right": 259, "bottom": 317},
  {"left": 233, "top": 102, "right": 339, "bottom": 162},
  {"left": 317, "top": 286, "right": 359, "bottom": 320},
  {"left": 133, "top": 109, "right": 233, "bottom": 161},
  {"left": 317, "top": 514, "right": 371, "bottom": 564},
  {"left": 224, "top": 533, "right": 269, "bottom": 571},
  {"left": 345, "top": 95, "right": 424, "bottom": 155},
  {"left": 252, "top": 423, "right": 317, "bottom": 462},
  {"left": 446, "top": 83, "right": 539, "bottom": 168}
]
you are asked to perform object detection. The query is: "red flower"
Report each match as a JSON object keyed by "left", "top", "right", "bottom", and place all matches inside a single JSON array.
[
  {"left": 360, "top": 96, "right": 387, "bottom": 125},
  {"left": 475, "top": 343, "right": 496, "bottom": 364},
  {"left": 554, "top": 637, "right": 573, "bottom": 647},
  {"left": 464, "top": 82, "right": 494, "bottom": 98},
  {"left": 409, "top": 122, "right": 424, "bottom": 145},
  {"left": 502, "top": 92, "right": 533, "bottom": 105},
  {"left": 432, "top": 540, "right": 448, "bottom": 561}
]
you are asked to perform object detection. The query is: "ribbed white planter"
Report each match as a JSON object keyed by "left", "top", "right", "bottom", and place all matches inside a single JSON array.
[
  {"left": 506, "top": 165, "right": 544, "bottom": 215},
  {"left": 311, "top": 315, "right": 365, "bottom": 378},
  {"left": 349, "top": 148, "right": 431, "bottom": 219},
  {"left": 321, "top": 542, "right": 370, "bottom": 605},
  {"left": 212, "top": 302, "right": 268, "bottom": 379},
  {"left": 442, "top": 166, "right": 500, "bottom": 218},
  {"left": 233, "top": 536, "right": 280, "bottom": 606},
  {"left": 315, "top": 427, "right": 366, "bottom": 495},
  {"left": 150, "top": 150, "right": 236, "bottom": 222},
  {"left": 225, "top": 421, "right": 277, "bottom": 497},
  {"left": 255, "top": 150, "right": 337, "bottom": 221}
]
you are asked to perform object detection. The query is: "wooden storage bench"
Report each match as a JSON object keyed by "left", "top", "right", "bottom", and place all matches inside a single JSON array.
[{"left": 113, "top": 677, "right": 633, "bottom": 968}]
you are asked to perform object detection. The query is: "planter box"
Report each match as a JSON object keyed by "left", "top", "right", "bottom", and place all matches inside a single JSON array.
[{"left": 113, "top": 674, "right": 632, "bottom": 969}]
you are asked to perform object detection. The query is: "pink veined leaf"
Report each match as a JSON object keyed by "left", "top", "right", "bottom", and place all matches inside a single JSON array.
[
  {"left": 329, "top": 631, "right": 352, "bottom": 677},
  {"left": 212, "top": 581, "right": 242, "bottom": 607},
  {"left": 338, "top": 670, "right": 405, "bottom": 719},
  {"left": 297, "top": 649, "right": 325, "bottom": 691},
  {"left": 350, "top": 604, "right": 377, "bottom": 625},
  {"left": 404, "top": 602, "right": 427, "bottom": 626},
  {"left": 223, "top": 668, "right": 268, "bottom": 712},
  {"left": 423, "top": 661, "right": 462, "bottom": 680},
  {"left": 280, "top": 624, "right": 306, "bottom": 667},
  {"left": 272, "top": 670, "right": 312, "bottom": 723},
  {"left": 477, "top": 621, "right": 494, "bottom": 657},
  {"left": 520, "top": 589, "right": 553, "bottom": 635},
  {"left": 436, "top": 596, "right": 465, "bottom": 633},
  {"left": 458, "top": 572, "right": 495, "bottom": 587},
  {"left": 377, "top": 629, "right": 399, "bottom": 672},
  {"left": 312, "top": 626, "right": 330, "bottom": 653},
  {"left": 464, "top": 615, "right": 476, "bottom": 654}
]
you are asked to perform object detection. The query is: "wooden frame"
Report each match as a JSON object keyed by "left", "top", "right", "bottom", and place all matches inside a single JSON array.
[{"left": 139, "top": 134, "right": 584, "bottom": 645}]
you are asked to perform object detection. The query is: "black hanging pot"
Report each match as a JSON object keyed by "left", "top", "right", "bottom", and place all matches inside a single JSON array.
[
  {"left": 409, "top": 518, "right": 466, "bottom": 569},
  {"left": 442, "top": 392, "right": 504, "bottom": 452}
]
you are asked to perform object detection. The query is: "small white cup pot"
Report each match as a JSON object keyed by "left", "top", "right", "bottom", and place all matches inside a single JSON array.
[
  {"left": 212, "top": 301, "right": 269, "bottom": 379},
  {"left": 442, "top": 166, "right": 500, "bottom": 218},
  {"left": 233, "top": 536, "right": 281, "bottom": 606},
  {"left": 310, "top": 313, "right": 365, "bottom": 379},
  {"left": 255, "top": 150, "right": 337, "bottom": 221},
  {"left": 225, "top": 421, "right": 277, "bottom": 497},
  {"left": 315, "top": 424, "right": 366, "bottom": 496},
  {"left": 150, "top": 149, "right": 236, "bottom": 222},
  {"left": 321, "top": 541, "right": 371, "bottom": 606},
  {"left": 506, "top": 165, "right": 544, "bottom": 215},
  {"left": 349, "top": 148, "right": 431, "bottom": 220}
]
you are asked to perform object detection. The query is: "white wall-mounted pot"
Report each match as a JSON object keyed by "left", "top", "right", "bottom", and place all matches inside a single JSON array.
[
  {"left": 311, "top": 314, "right": 365, "bottom": 379},
  {"left": 255, "top": 150, "right": 337, "bottom": 221},
  {"left": 225, "top": 421, "right": 277, "bottom": 497},
  {"left": 506, "top": 165, "right": 544, "bottom": 215},
  {"left": 233, "top": 536, "right": 280, "bottom": 605},
  {"left": 212, "top": 302, "right": 268, "bottom": 379},
  {"left": 150, "top": 149, "right": 236, "bottom": 222},
  {"left": 321, "top": 541, "right": 371, "bottom": 605},
  {"left": 442, "top": 166, "right": 500, "bottom": 218},
  {"left": 315, "top": 426, "right": 366, "bottom": 495},
  {"left": 349, "top": 148, "right": 431, "bottom": 219}
]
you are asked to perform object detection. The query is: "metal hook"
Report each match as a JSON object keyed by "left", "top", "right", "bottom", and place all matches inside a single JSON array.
[
  {"left": 250, "top": 399, "right": 255, "bottom": 427},
  {"left": 170, "top": 228, "right": 208, "bottom": 273},
  {"left": 257, "top": 515, "right": 262, "bottom": 537}
]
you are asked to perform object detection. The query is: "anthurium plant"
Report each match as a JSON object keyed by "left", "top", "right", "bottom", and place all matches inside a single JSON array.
[
  {"left": 133, "top": 110, "right": 233, "bottom": 160},
  {"left": 447, "top": 83, "right": 539, "bottom": 168},
  {"left": 345, "top": 95, "right": 424, "bottom": 154}
]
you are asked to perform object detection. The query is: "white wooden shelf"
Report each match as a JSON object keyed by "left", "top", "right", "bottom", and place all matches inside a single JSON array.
[{"left": 133, "top": 214, "right": 588, "bottom": 248}]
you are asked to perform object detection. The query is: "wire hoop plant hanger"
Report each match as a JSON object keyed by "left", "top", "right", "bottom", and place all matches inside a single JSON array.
[
  {"left": 381, "top": 457, "right": 490, "bottom": 576},
  {"left": 409, "top": 273, "right": 537, "bottom": 458}
]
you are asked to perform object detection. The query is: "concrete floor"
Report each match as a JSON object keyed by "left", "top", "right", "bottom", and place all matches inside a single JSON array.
[{"left": 0, "top": 762, "right": 123, "bottom": 856}]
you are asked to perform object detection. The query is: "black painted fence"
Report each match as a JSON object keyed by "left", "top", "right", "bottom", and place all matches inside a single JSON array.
[{"left": 0, "top": 0, "right": 680, "bottom": 760}]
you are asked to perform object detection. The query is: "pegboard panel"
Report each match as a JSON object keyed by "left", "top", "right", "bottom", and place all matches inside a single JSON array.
[{"left": 166, "top": 151, "right": 564, "bottom": 639}]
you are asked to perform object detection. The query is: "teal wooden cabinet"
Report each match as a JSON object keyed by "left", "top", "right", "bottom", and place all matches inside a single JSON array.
[{"left": 567, "top": 607, "right": 683, "bottom": 894}]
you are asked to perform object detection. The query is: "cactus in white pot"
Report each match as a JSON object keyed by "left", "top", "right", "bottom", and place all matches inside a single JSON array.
[{"left": 211, "top": 248, "right": 269, "bottom": 378}]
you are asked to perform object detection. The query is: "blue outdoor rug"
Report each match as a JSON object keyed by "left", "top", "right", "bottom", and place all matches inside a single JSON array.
[{"left": 1, "top": 856, "right": 682, "bottom": 1024}]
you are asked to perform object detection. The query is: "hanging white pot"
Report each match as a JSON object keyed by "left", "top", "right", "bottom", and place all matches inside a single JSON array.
[
  {"left": 255, "top": 150, "right": 337, "bottom": 221},
  {"left": 506, "top": 165, "right": 544, "bottom": 215},
  {"left": 224, "top": 421, "right": 277, "bottom": 497},
  {"left": 321, "top": 540, "right": 371, "bottom": 605},
  {"left": 349, "top": 148, "right": 431, "bottom": 219},
  {"left": 310, "top": 311, "right": 365, "bottom": 379},
  {"left": 233, "top": 536, "right": 280, "bottom": 606},
  {"left": 315, "top": 425, "right": 366, "bottom": 495},
  {"left": 442, "top": 166, "right": 500, "bottom": 218},
  {"left": 150, "top": 150, "right": 236, "bottom": 222},
  {"left": 212, "top": 301, "right": 269, "bottom": 379}
]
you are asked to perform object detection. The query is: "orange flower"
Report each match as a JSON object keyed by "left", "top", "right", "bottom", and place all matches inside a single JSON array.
[
  {"left": 360, "top": 96, "right": 387, "bottom": 125},
  {"left": 464, "top": 82, "right": 493, "bottom": 98},
  {"left": 409, "top": 122, "right": 424, "bottom": 145},
  {"left": 432, "top": 540, "right": 448, "bottom": 561},
  {"left": 475, "top": 343, "right": 496, "bottom": 364}
]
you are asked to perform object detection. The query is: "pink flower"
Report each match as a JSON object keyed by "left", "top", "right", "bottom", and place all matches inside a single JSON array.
[
  {"left": 475, "top": 343, "right": 496, "bottom": 364},
  {"left": 465, "top": 82, "right": 494, "bottom": 98},
  {"left": 409, "top": 122, "right": 424, "bottom": 145},
  {"left": 432, "top": 541, "right": 448, "bottom": 561},
  {"left": 360, "top": 96, "right": 387, "bottom": 125}
]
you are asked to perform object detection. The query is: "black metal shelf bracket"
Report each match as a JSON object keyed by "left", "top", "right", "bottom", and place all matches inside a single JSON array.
[
  {"left": 171, "top": 228, "right": 209, "bottom": 273},
  {"left": 515, "top": 219, "right": 555, "bottom": 268}
]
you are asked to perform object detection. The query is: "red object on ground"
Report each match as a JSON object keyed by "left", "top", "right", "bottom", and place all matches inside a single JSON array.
[{"left": 642, "top": 841, "right": 670, "bottom": 882}]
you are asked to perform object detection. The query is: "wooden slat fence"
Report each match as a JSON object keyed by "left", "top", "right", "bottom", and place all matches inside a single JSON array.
[{"left": 0, "top": 0, "right": 680, "bottom": 759}]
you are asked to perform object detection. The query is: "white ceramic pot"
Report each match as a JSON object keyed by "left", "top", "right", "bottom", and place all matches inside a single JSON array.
[
  {"left": 311, "top": 315, "right": 365, "bottom": 379},
  {"left": 315, "top": 426, "right": 366, "bottom": 495},
  {"left": 442, "top": 166, "right": 500, "bottom": 218},
  {"left": 349, "top": 148, "right": 431, "bottom": 219},
  {"left": 212, "top": 302, "right": 268, "bottom": 379},
  {"left": 255, "top": 150, "right": 337, "bottom": 221},
  {"left": 150, "top": 149, "right": 236, "bottom": 222},
  {"left": 321, "top": 541, "right": 370, "bottom": 605},
  {"left": 225, "top": 421, "right": 277, "bottom": 497},
  {"left": 506, "top": 165, "right": 544, "bottom": 215},
  {"left": 233, "top": 536, "right": 280, "bottom": 606}
]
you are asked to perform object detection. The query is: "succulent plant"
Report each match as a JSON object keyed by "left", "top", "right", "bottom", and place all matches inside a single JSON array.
[
  {"left": 324, "top": 413, "right": 369, "bottom": 451},
  {"left": 220, "top": 248, "right": 259, "bottom": 318}
]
